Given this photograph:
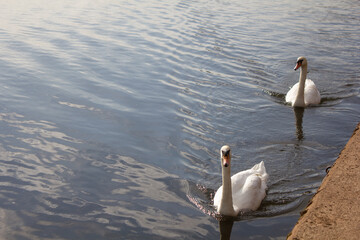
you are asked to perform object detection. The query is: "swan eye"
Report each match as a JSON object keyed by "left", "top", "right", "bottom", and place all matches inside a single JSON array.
[
  {"left": 297, "top": 59, "right": 304, "bottom": 64},
  {"left": 222, "top": 150, "right": 230, "bottom": 157}
]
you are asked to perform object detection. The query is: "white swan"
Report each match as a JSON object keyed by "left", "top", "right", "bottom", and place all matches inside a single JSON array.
[
  {"left": 285, "top": 56, "right": 321, "bottom": 107},
  {"left": 213, "top": 145, "right": 268, "bottom": 216}
]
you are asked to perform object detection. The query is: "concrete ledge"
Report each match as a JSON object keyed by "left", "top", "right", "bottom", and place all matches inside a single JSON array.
[{"left": 288, "top": 122, "right": 360, "bottom": 240}]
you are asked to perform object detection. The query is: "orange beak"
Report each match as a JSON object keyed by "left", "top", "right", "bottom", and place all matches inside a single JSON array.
[
  {"left": 223, "top": 156, "right": 230, "bottom": 167},
  {"left": 294, "top": 62, "right": 301, "bottom": 71}
]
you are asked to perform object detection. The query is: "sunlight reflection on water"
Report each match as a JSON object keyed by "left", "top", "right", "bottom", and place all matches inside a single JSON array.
[{"left": 0, "top": 0, "right": 359, "bottom": 239}]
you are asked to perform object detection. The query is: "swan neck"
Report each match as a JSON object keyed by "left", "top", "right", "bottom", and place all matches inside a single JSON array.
[
  {"left": 295, "top": 65, "right": 307, "bottom": 106},
  {"left": 299, "top": 65, "right": 307, "bottom": 85},
  {"left": 219, "top": 166, "right": 235, "bottom": 215},
  {"left": 222, "top": 167, "right": 232, "bottom": 194}
]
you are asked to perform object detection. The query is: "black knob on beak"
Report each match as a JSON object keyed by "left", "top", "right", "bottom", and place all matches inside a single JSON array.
[{"left": 222, "top": 150, "right": 230, "bottom": 157}]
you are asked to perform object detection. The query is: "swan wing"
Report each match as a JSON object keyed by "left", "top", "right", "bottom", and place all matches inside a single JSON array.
[
  {"left": 232, "top": 174, "right": 267, "bottom": 212},
  {"left": 304, "top": 79, "right": 321, "bottom": 105},
  {"left": 214, "top": 161, "right": 268, "bottom": 213},
  {"left": 213, "top": 185, "right": 222, "bottom": 208},
  {"left": 285, "top": 82, "right": 299, "bottom": 105},
  {"left": 231, "top": 169, "right": 255, "bottom": 187},
  {"left": 232, "top": 162, "right": 268, "bottom": 212},
  {"left": 213, "top": 170, "right": 250, "bottom": 208}
]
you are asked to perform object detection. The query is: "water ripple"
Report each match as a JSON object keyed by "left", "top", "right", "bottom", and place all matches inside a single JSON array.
[{"left": 0, "top": 0, "right": 359, "bottom": 239}]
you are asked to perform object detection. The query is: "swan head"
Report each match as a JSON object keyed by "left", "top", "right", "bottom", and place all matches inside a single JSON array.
[
  {"left": 294, "top": 56, "right": 307, "bottom": 71},
  {"left": 220, "top": 145, "right": 231, "bottom": 168}
]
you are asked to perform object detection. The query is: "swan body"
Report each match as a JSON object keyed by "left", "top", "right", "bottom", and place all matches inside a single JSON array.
[
  {"left": 213, "top": 145, "right": 268, "bottom": 216},
  {"left": 285, "top": 56, "right": 321, "bottom": 107}
]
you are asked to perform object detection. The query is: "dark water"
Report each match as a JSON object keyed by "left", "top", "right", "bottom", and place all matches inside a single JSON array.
[{"left": 0, "top": 0, "right": 359, "bottom": 239}]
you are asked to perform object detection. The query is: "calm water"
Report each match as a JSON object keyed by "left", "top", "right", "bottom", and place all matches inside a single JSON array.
[{"left": 0, "top": 0, "right": 359, "bottom": 239}]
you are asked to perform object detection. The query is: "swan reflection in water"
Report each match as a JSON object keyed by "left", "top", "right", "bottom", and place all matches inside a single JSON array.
[
  {"left": 293, "top": 107, "right": 305, "bottom": 140},
  {"left": 219, "top": 219, "right": 234, "bottom": 240}
]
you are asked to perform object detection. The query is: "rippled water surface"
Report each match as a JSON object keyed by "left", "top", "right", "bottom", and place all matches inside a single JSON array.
[{"left": 0, "top": 0, "right": 359, "bottom": 239}]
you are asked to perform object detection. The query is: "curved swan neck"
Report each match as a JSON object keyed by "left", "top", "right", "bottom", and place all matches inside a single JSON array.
[
  {"left": 295, "top": 65, "right": 307, "bottom": 107},
  {"left": 219, "top": 165, "right": 235, "bottom": 216}
]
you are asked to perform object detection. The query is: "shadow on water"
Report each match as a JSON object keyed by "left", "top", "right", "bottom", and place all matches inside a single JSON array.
[
  {"left": 219, "top": 220, "right": 234, "bottom": 240},
  {"left": 0, "top": 0, "right": 358, "bottom": 239},
  {"left": 293, "top": 107, "right": 305, "bottom": 141}
]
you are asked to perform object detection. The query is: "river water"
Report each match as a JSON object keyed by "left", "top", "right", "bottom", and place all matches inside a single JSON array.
[{"left": 0, "top": 0, "right": 359, "bottom": 239}]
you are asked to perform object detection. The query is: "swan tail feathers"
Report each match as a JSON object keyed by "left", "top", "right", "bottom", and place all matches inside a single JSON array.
[
  {"left": 251, "top": 161, "right": 265, "bottom": 172},
  {"left": 251, "top": 161, "right": 268, "bottom": 181}
]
